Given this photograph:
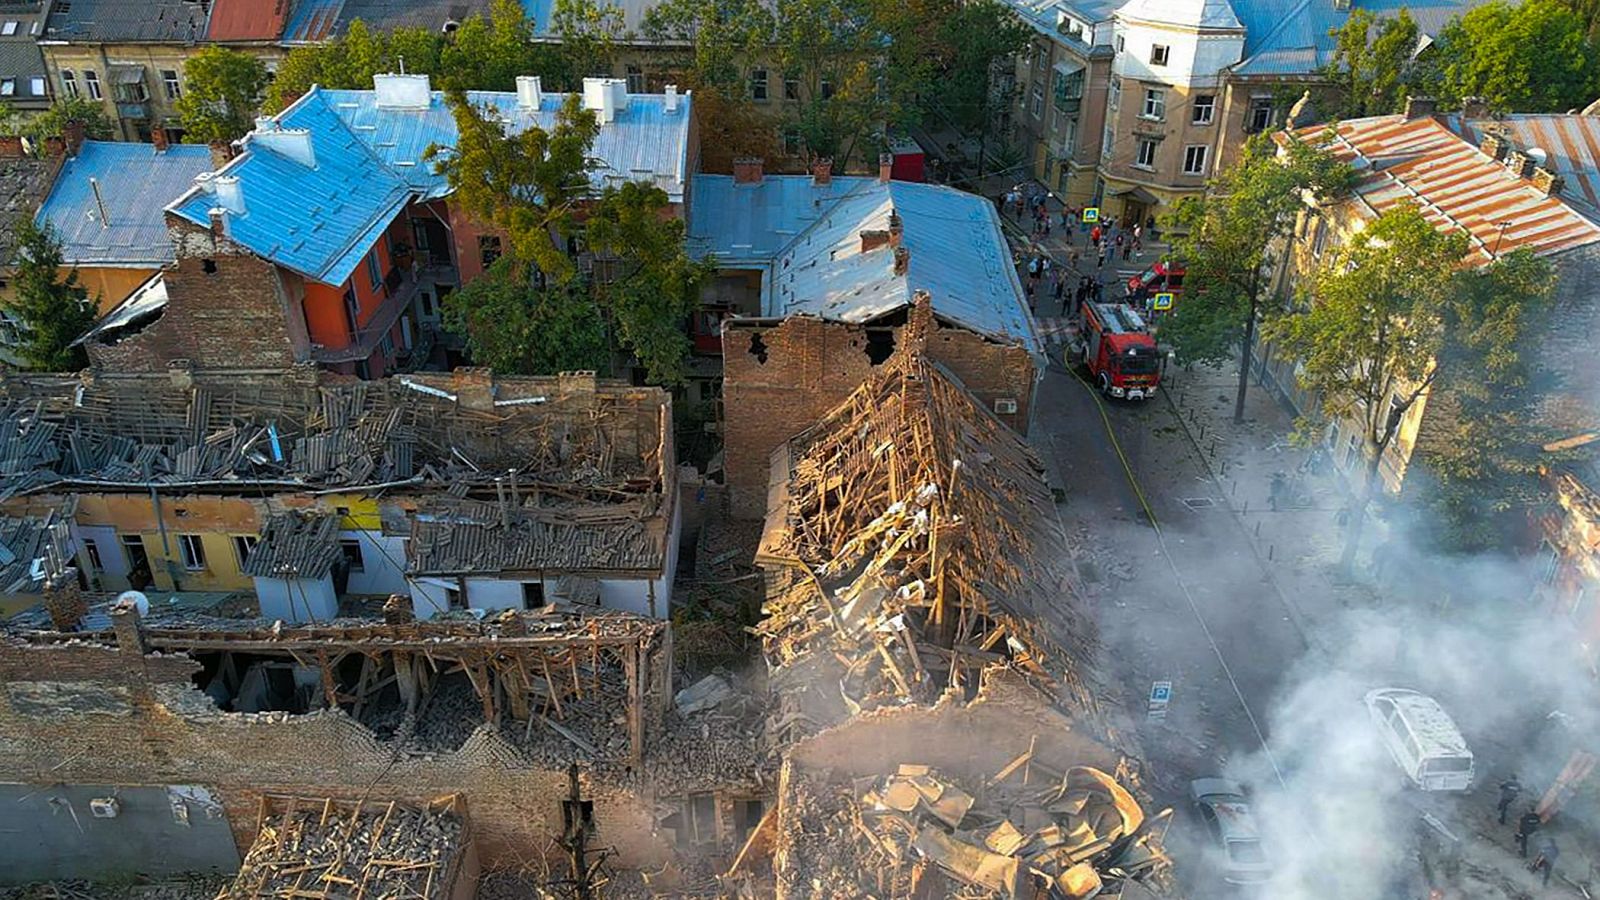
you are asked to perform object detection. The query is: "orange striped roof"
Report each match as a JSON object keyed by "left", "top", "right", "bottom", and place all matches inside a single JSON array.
[{"left": 1285, "top": 115, "right": 1600, "bottom": 266}]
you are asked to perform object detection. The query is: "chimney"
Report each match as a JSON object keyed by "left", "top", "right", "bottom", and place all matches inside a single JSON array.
[
  {"left": 373, "top": 72, "right": 432, "bottom": 109},
  {"left": 860, "top": 229, "right": 890, "bottom": 253},
  {"left": 1332, "top": 0, "right": 1350, "bottom": 9},
  {"left": 878, "top": 152, "right": 894, "bottom": 183},
  {"left": 893, "top": 246, "right": 910, "bottom": 276},
  {"left": 251, "top": 129, "right": 315, "bottom": 168},
  {"left": 208, "top": 208, "right": 227, "bottom": 236},
  {"left": 0, "top": 134, "right": 22, "bottom": 158},
  {"left": 213, "top": 175, "right": 246, "bottom": 215},
  {"left": 664, "top": 83, "right": 680, "bottom": 113},
  {"left": 888, "top": 210, "right": 903, "bottom": 246},
  {"left": 42, "top": 576, "right": 87, "bottom": 632},
  {"left": 733, "top": 157, "right": 763, "bottom": 185},
  {"left": 110, "top": 597, "right": 149, "bottom": 657},
  {"left": 1532, "top": 166, "right": 1565, "bottom": 197},
  {"left": 208, "top": 139, "right": 238, "bottom": 169},
  {"left": 62, "top": 119, "right": 86, "bottom": 157},
  {"left": 515, "top": 75, "right": 543, "bottom": 110},
  {"left": 1506, "top": 149, "right": 1535, "bottom": 179},
  {"left": 1403, "top": 96, "right": 1437, "bottom": 120},
  {"left": 582, "top": 77, "right": 628, "bottom": 124},
  {"left": 1462, "top": 96, "right": 1489, "bottom": 119},
  {"left": 811, "top": 156, "right": 833, "bottom": 186},
  {"left": 44, "top": 135, "right": 65, "bottom": 157},
  {"left": 151, "top": 126, "right": 169, "bottom": 152},
  {"left": 1479, "top": 133, "right": 1507, "bottom": 161}
]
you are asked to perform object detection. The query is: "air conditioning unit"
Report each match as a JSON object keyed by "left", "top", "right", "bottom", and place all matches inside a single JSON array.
[
  {"left": 90, "top": 797, "right": 120, "bottom": 818},
  {"left": 994, "top": 398, "right": 1019, "bottom": 415}
]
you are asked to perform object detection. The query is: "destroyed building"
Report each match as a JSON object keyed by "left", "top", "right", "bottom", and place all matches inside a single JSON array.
[{"left": 0, "top": 365, "right": 680, "bottom": 620}]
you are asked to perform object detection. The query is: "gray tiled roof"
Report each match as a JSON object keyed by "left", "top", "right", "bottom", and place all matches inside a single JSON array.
[{"left": 44, "top": 0, "right": 210, "bottom": 42}]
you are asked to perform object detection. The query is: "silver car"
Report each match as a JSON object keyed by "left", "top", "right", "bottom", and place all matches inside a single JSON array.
[{"left": 1190, "top": 778, "right": 1271, "bottom": 885}]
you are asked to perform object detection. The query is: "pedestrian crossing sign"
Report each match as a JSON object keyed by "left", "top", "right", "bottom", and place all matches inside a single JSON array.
[
  {"left": 1082, "top": 207, "right": 1100, "bottom": 223},
  {"left": 1153, "top": 292, "right": 1175, "bottom": 311}
]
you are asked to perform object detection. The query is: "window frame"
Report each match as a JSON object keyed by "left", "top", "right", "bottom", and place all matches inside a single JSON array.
[
  {"left": 0, "top": 79, "right": 14, "bottom": 98},
  {"left": 84, "top": 69, "right": 101, "bottom": 100},
  {"left": 162, "top": 69, "right": 181, "bottom": 100},
  {"left": 82, "top": 538, "right": 103, "bottom": 574},
  {"left": 1134, "top": 137, "right": 1158, "bottom": 169},
  {"left": 1141, "top": 87, "right": 1165, "bottom": 120},
  {"left": 1031, "top": 83, "right": 1044, "bottom": 119},
  {"left": 748, "top": 67, "right": 768, "bottom": 102},
  {"left": 1247, "top": 96, "right": 1275, "bottom": 134},
  {"left": 1192, "top": 94, "right": 1215, "bottom": 125},
  {"left": 1182, "top": 144, "right": 1208, "bottom": 175},
  {"left": 624, "top": 64, "right": 643, "bottom": 94},
  {"left": 1108, "top": 75, "right": 1121, "bottom": 111},
  {"left": 783, "top": 75, "right": 800, "bottom": 101},
  {"left": 1149, "top": 43, "right": 1169, "bottom": 66},
  {"left": 178, "top": 534, "right": 206, "bottom": 571},
  {"left": 478, "top": 234, "right": 502, "bottom": 269},
  {"left": 61, "top": 70, "right": 77, "bottom": 98},
  {"left": 232, "top": 535, "right": 258, "bottom": 570},
  {"left": 29, "top": 76, "right": 44, "bottom": 96},
  {"left": 1, "top": 21, "right": 17, "bottom": 36},
  {"left": 339, "top": 538, "right": 366, "bottom": 573}
]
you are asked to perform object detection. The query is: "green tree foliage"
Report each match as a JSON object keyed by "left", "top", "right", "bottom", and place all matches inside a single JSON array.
[
  {"left": 266, "top": 20, "right": 438, "bottom": 111},
  {"left": 441, "top": 257, "right": 610, "bottom": 375},
  {"left": 690, "top": 80, "right": 782, "bottom": 172},
  {"left": 9, "top": 220, "right": 97, "bottom": 371},
  {"left": 642, "top": 0, "right": 773, "bottom": 91},
  {"left": 441, "top": 0, "right": 572, "bottom": 91},
  {"left": 1323, "top": 8, "right": 1419, "bottom": 117},
  {"left": 176, "top": 46, "right": 271, "bottom": 143},
  {"left": 2, "top": 97, "right": 116, "bottom": 143},
  {"left": 549, "top": 0, "right": 625, "bottom": 79},
  {"left": 1161, "top": 134, "right": 1352, "bottom": 422},
  {"left": 1426, "top": 0, "right": 1600, "bottom": 113},
  {"left": 930, "top": 0, "right": 1031, "bottom": 177},
  {"left": 1554, "top": 0, "right": 1600, "bottom": 38},
  {"left": 1417, "top": 250, "right": 1557, "bottom": 552},
  {"left": 426, "top": 90, "right": 599, "bottom": 282},
  {"left": 586, "top": 181, "right": 713, "bottom": 385},
  {"left": 1267, "top": 205, "right": 1472, "bottom": 570}
]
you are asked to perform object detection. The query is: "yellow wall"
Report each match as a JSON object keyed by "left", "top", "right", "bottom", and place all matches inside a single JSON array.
[{"left": 79, "top": 267, "right": 159, "bottom": 311}]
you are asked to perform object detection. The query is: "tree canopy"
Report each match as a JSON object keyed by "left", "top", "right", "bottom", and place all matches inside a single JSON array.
[
  {"left": 1, "top": 97, "right": 116, "bottom": 143},
  {"left": 177, "top": 46, "right": 272, "bottom": 143},
  {"left": 9, "top": 220, "right": 97, "bottom": 372},
  {"left": 441, "top": 258, "right": 611, "bottom": 376},
  {"left": 1161, "top": 133, "right": 1352, "bottom": 421},
  {"left": 1426, "top": 0, "right": 1600, "bottom": 113},
  {"left": 1323, "top": 8, "right": 1419, "bottom": 118}
]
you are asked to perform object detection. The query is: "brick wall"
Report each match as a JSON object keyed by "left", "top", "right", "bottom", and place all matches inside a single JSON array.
[
  {"left": 0, "top": 637, "right": 676, "bottom": 872},
  {"left": 722, "top": 311, "right": 1037, "bottom": 519},
  {"left": 86, "top": 217, "right": 307, "bottom": 374}
]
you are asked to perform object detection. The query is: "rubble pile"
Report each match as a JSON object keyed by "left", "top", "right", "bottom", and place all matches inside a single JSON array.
[
  {"left": 217, "top": 796, "right": 470, "bottom": 899},
  {"left": 783, "top": 760, "right": 1169, "bottom": 899},
  {"left": 0, "top": 876, "right": 231, "bottom": 900}
]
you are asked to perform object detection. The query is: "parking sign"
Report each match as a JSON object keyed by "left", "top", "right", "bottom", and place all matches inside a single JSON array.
[
  {"left": 1153, "top": 292, "right": 1175, "bottom": 311},
  {"left": 1082, "top": 206, "right": 1100, "bottom": 223}
]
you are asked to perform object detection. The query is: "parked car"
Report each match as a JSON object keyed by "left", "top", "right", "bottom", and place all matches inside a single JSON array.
[
  {"left": 1189, "top": 778, "right": 1271, "bottom": 885},
  {"left": 1364, "top": 687, "right": 1475, "bottom": 791}
]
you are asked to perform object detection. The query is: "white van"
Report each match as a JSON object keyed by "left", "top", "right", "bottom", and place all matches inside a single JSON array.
[{"left": 1364, "top": 688, "right": 1475, "bottom": 791}]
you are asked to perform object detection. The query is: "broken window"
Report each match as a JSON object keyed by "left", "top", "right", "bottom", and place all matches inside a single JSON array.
[
  {"left": 561, "top": 798, "right": 595, "bottom": 836},
  {"left": 82, "top": 538, "right": 103, "bottom": 574},
  {"left": 479, "top": 235, "right": 502, "bottom": 269},
  {"left": 747, "top": 332, "right": 769, "bottom": 364},
  {"left": 201, "top": 258, "right": 217, "bottom": 274},
  {"left": 521, "top": 581, "right": 546, "bottom": 608},
  {"left": 733, "top": 798, "right": 765, "bottom": 847},
  {"left": 178, "top": 534, "right": 206, "bottom": 571},
  {"left": 686, "top": 793, "right": 717, "bottom": 845},
  {"left": 864, "top": 329, "right": 895, "bottom": 365},
  {"left": 232, "top": 535, "right": 258, "bottom": 570},
  {"left": 339, "top": 539, "right": 365, "bottom": 573}
]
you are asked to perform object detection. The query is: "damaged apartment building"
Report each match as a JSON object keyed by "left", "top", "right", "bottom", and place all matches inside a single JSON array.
[
  {"left": 81, "top": 72, "right": 693, "bottom": 379},
  {"left": 688, "top": 158, "right": 1046, "bottom": 518}
]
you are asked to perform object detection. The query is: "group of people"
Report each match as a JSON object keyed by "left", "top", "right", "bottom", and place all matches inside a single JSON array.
[
  {"left": 1017, "top": 247, "right": 1108, "bottom": 314},
  {"left": 1498, "top": 775, "right": 1561, "bottom": 887}
]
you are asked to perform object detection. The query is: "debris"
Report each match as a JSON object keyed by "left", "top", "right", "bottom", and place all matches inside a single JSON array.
[{"left": 675, "top": 674, "right": 735, "bottom": 717}]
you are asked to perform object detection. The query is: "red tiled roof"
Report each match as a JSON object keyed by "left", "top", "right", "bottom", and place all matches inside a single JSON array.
[
  {"left": 206, "top": 0, "right": 290, "bottom": 41},
  {"left": 1284, "top": 115, "right": 1600, "bottom": 265}
]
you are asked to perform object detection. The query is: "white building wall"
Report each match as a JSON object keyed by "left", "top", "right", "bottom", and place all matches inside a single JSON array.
[
  {"left": 465, "top": 577, "right": 528, "bottom": 614},
  {"left": 73, "top": 524, "right": 128, "bottom": 591},
  {"left": 1112, "top": 21, "right": 1243, "bottom": 87},
  {"left": 410, "top": 577, "right": 454, "bottom": 620},
  {"left": 339, "top": 530, "right": 407, "bottom": 595},
  {"left": 254, "top": 575, "right": 338, "bottom": 623}
]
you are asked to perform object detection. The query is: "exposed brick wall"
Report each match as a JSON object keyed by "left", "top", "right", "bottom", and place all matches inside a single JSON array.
[
  {"left": 0, "top": 638, "right": 675, "bottom": 871},
  {"left": 722, "top": 313, "right": 1037, "bottom": 519},
  {"left": 86, "top": 217, "right": 307, "bottom": 374}
]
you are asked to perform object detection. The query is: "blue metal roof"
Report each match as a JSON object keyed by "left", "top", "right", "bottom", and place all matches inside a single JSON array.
[
  {"left": 1230, "top": 0, "right": 1485, "bottom": 76},
  {"left": 37, "top": 141, "right": 213, "bottom": 268},
  {"left": 690, "top": 175, "right": 1043, "bottom": 360},
  {"left": 168, "top": 91, "right": 413, "bottom": 286}
]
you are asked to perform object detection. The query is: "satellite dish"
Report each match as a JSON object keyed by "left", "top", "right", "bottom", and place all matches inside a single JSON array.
[{"left": 114, "top": 590, "right": 149, "bottom": 616}]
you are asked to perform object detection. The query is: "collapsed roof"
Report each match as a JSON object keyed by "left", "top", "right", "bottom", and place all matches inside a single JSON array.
[{"left": 754, "top": 347, "right": 1099, "bottom": 734}]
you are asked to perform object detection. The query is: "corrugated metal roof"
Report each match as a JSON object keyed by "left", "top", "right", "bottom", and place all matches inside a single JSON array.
[
  {"left": 1290, "top": 115, "right": 1600, "bottom": 265},
  {"left": 522, "top": 0, "right": 657, "bottom": 36},
  {"left": 0, "top": 154, "right": 58, "bottom": 266},
  {"left": 691, "top": 175, "right": 1043, "bottom": 359},
  {"left": 1229, "top": 0, "right": 1485, "bottom": 77},
  {"left": 1442, "top": 114, "right": 1600, "bottom": 219},
  {"left": 37, "top": 141, "right": 213, "bottom": 268},
  {"left": 75, "top": 272, "right": 168, "bottom": 345},
  {"left": 282, "top": 0, "right": 345, "bottom": 42},
  {"left": 340, "top": 0, "right": 493, "bottom": 32},
  {"left": 1117, "top": 0, "right": 1241, "bottom": 30},
  {"left": 1006, "top": 0, "right": 1120, "bottom": 39},
  {"left": 206, "top": 0, "right": 290, "bottom": 41},
  {"left": 243, "top": 513, "right": 343, "bottom": 580},
  {"left": 44, "top": 0, "right": 210, "bottom": 42}
]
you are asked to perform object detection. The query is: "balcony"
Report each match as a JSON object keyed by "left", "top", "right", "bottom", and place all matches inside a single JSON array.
[
  {"left": 311, "top": 268, "right": 421, "bottom": 365},
  {"left": 115, "top": 100, "right": 149, "bottom": 120}
]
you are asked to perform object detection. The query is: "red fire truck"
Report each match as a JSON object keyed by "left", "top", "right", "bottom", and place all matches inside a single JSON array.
[
  {"left": 1126, "top": 260, "right": 1186, "bottom": 302},
  {"left": 1078, "top": 301, "right": 1162, "bottom": 400}
]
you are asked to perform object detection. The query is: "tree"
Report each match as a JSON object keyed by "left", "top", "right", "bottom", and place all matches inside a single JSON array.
[
  {"left": 426, "top": 90, "right": 599, "bottom": 282},
  {"left": 440, "top": 0, "right": 574, "bottom": 92},
  {"left": 4, "top": 97, "right": 116, "bottom": 143},
  {"left": 1323, "top": 8, "right": 1419, "bottom": 118},
  {"left": 932, "top": 0, "right": 1031, "bottom": 179},
  {"left": 442, "top": 258, "right": 611, "bottom": 375},
  {"left": 9, "top": 220, "right": 97, "bottom": 371},
  {"left": 689, "top": 79, "right": 782, "bottom": 172},
  {"left": 1161, "top": 133, "right": 1353, "bottom": 422},
  {"left": 549, "top": 0, "right": 625, "bottom": 80},
  {"left": 1553, "top": 0, "right": 1600, "bottom": 39},
  {"left": 586, "top": 181, "right": 713, "bottom": 384},
  {"left": 1266, "top": 205, "right": 1471, "bottom": 571},
  {"left": 1417, "top": 250, "right": 1557, "bottom": 552},
  {"left": 641, "top": 0, "right": 773, "bottom": 92},
  {"left": 176, "top": 46, "right": 271, "bottom": 143},
  {"left": 1425, "top": 0, "right": 1600, "bottom": 114},
  {"left": 266, "top": 20, "right": 442, "bottom": 112}
]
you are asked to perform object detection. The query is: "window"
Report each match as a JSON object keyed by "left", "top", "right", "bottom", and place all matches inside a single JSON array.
[
  {"left": 82, "top": 539, "right": 103, "bottom": 574},
  {"left": 783, "top": 75, "right": 799, "bottom": 101},
  {"left": 1182, "top": 144, "right": 1208, "bottom": 175},
  {"left": 1108, "top": 75, "right": 1121, "bottom": 111},
  {"left": 344, "top": 287, "right": 361, "bottom": 333},
  {"left": 1192, "top": 94, "right": 1215, "bottom": 124},
  {"left": 178, "top": 534, "right": 206, "bottom": 571},
  {"left": 1116, "top": 34, "right": 1125, "bottom": 52},
  {"left": 29, "top": 77, "right": 43, "bottom": 96},
  {"left": 339, "top": 539, "right": 365, "bottom": 573},
  {"left": 1053, "top": 67, "right": 1084, "bottom": 107},
  {"left": 1135, "top": 137, "right": 1157, "bottom": 169},
  {"left": 625, "top": 64, "right": 643, "bottom": 94},
  {"left": 162, "top": 69, "right": 180, "bottom": 100},
  {"left": 115, "top": 79, "right": 147, "bottom": 103},
  {"left": 445, "top": 586, "right": 464, "bottom": 610},
  {"left": 1035, "top": 44, "right": 1049, "bottom": 70},
  {"left": 1247, "top": 96, "right": 1274, "bottom": 133},
  {"left": 61, "top": 70, "right": 77, "bottom": 98},
  {"left": 84, "top": 70, "right": 101, "bottom": 100},
  {"left": 1102, "top": 124, "right": 1114, "bottom": 156},
  {"left": 1150, "top": 43, "right": 1169, "bottom": 66},
  {"left": 748, "top": 68, "right": 768, "bottom": 101},
  {"left": 366, "top": 251, "right": 381, "bottom": 292},
  {"left": 479, "top": 234, "right": 501, "bottom": 268},
  {"left": 781, "top": 127, "right": 802, "bottom": 156},
  {"left": 1, "top": 21, "right": 16, "bottom": 36},
  {"left": 522, "top": 581, "right": 546, "bottom": 608},
  {"left": 0, "top": 79, "right": 14, "bottom": 97},
  {"left": 378, "top": 333, "right": 394, "bottom": 359},
  {"left": 1311, "top": 214, "right": 1328, "bottom": 257},
  {"left": 820, "top": 78, "right": 834, "bottom": 100},
  {"left": 1031, "top": 83, "right": 1044, "bottom": 119},
  {"left": 232, "top": 535, "right": 258, "bottom": 569},
  {"left": 1141, "top": 88, "right": 1165, "bottom": 120}
]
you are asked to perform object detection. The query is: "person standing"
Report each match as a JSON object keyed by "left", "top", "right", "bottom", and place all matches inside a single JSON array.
[
  {"left": 1090, "top": 223, "right": 1102, "bottom": 246},
  {"left": 1497, "top": 775, "right": 1522, "bottom": 825},
  {"left": 1053, "top": 271, "right": 1067, "bottom": 310},
  {"left": 1533, "top": 837, "right": 1560, "bottom": 887},
  {"left": 1516, "top": 807, "right": 1542, "bottom": 857}
]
